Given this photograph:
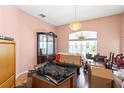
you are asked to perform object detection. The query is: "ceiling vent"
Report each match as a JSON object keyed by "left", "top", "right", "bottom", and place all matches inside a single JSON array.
[{"left": 39, "top": 13, "right": 46, "bottom": 18}]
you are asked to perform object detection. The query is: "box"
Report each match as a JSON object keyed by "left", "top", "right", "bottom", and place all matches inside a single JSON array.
[
  {"left": 90, "top": 67, "right": 113, "bottom": 88},
  {"left": 59, "top": 53, "right": 81, "bottom": 66}
]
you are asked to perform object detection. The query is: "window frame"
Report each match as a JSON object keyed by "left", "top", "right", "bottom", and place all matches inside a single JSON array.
[{"left": 68, "top": 31, "right": 98, "bottom": 55}]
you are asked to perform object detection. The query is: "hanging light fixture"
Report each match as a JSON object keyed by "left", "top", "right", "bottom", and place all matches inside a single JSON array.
[{"left": 69, "top": 5, "right": 81, "bottom": 31}]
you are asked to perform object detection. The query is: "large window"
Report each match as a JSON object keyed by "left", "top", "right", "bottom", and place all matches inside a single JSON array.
[{"left": 69, "top": 31, "right": 97, "bottom": 56}]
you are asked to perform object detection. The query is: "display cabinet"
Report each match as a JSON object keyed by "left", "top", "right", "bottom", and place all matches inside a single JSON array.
[{"left": 37, "top": 32, "right": 57, "bottom": 64}]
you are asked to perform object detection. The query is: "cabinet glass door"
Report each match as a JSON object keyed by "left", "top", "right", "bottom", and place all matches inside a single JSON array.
[
  {"left": 47, "top": 35, "right": 53, "bottom": 55},
  {"left": 38, "top": 34, "right": 47, "bottom": 55}
]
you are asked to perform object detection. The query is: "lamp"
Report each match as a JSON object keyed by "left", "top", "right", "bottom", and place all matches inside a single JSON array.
[{"left": 69, "top": 5, "right": 81, "bottom": 31}]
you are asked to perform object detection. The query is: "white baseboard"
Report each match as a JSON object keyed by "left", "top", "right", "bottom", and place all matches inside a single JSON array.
[{"left": 16, "top": 70, "right": 28, "bottom": 79}]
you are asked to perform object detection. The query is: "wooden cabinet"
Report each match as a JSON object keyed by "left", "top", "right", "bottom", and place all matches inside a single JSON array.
[
  {"left": 0, "top": 40, "right": 16, "bottom": 88},
  {"left": 37, "top": 32, "right": 57, "bottom": 64},
  {"left": 59, "top": 53, "right": 82, "bottom": 66},
  {"left": 32, "top": 73, "right": 75, "bottom": 88}
]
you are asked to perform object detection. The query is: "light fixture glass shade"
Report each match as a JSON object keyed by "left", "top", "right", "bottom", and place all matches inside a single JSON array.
[{"left": 69, "top": 20, "right": 81, "bottom": 31}]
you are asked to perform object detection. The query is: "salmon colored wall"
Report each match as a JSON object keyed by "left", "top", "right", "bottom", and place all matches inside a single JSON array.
[
  {"left": 0, "top": 6, "right": 55, "bottom": 75},
  {"left": 17, "top": 9, "right": 55, "bottom": 75},
  {"left": 55, "top": 14, "right": 123, "bottom": 56},
  {"left": 121, "top": 13, "right": 124, "bottom": 53}
]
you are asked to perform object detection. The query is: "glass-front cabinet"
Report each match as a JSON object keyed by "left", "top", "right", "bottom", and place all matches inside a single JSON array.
[
  {"left": 38, "top": 34, "right": 47, "bottom": 55},
  {"left": 37, "top": 32, "right": 57, "bottom": 64}
]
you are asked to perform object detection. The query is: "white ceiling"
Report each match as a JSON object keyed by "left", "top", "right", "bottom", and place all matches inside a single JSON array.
[{"left": 17, "top": 5, "right": 124, "bottom": 26}]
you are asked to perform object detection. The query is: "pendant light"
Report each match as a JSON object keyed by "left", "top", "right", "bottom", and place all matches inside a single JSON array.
[{"left": 69, "top": 5, "right": 81, "bottom": 31}]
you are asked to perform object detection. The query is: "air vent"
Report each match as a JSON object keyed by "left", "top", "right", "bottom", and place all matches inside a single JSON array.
[{"left": 39, "top": 13, "right": 46, "bottom": 18}]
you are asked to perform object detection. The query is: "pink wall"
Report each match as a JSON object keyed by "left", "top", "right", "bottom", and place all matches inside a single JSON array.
[
  {"left": 121, "top": 13, "right": 124, "bottom": 53},
  {"left": 0, "top": 6, "right": 55, "bottom": 75},
  {"left": 55, "top": 14, "right": 123, "bottom": 56},
  {"left": 17, "top": 9, "right": 55, "bottom": 75}
]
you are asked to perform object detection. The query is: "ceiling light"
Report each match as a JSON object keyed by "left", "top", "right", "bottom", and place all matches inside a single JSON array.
[
  {"left": 69, "top": 5, "right": 81, "bottom": 31},
  {"left": 39, "top": 13, "right": 46, "bottom": 18}
]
